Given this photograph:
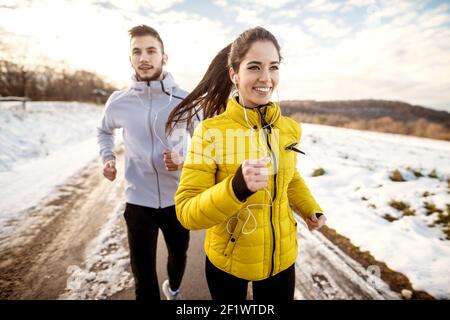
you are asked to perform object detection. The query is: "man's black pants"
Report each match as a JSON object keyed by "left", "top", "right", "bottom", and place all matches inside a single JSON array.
[{"left": 124, "top": 202, "right": 190, "bottom": 300}]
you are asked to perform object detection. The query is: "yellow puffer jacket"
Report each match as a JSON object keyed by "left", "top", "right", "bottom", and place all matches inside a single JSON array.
[{"left": 175, "top": 97, "right": 323, "bottom": 281}]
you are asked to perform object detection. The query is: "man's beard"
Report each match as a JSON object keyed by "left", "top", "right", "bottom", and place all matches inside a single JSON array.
[{"left": 135, "top": 63, "right": 163, "bottom": 82}]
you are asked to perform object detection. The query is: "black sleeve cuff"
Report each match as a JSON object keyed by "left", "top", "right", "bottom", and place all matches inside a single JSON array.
[{"left": 232, "top": 165, "right": 255, "bottom": 202}]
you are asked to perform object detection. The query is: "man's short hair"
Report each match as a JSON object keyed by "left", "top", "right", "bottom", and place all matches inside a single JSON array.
[{"left": 128, "top": 25, "right": 165, "bottom": 54}]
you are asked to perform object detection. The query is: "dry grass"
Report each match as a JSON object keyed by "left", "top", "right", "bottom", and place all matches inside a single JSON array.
[
  {"left": 289, "top": 113, "right": 450, "bottom": 141},
  {"left": 312, "top": 167, "right": 326, "bottom": 177},
  {"left": 383, "top": 214, "right": 398, "bottom": 222},
  {"left": 433, "top": 205, "right": 450, "bottom": 240},
  {"left": 390, "top": 170, "right": 405, "bottom": 182},
  {"left": 428, "top": 169, "right": 438, "bottom": 179},
  {"left": 389, "top": 200, "right": 415, "bottom": 216},
  {"left": 407, "top": 167, "right": 423, "bottom": 178},
  {"left": 422, "top": 191, "right": 434, "bottom": 197},
  {"left": 423, "top": 201, "right": 443, "bottom": 215}
]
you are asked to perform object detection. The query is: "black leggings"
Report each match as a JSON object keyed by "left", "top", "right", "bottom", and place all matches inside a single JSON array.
[
  {"left": 124, "top": 203, "right": 190, "bottom": 300},
  {"left": 205, "top": 257, "right": 295, "bottom": 302}
]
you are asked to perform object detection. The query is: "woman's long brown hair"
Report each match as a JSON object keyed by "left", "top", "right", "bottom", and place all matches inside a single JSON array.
[{"left": 165, "top": 27, "right": 281, "bottom": 135}]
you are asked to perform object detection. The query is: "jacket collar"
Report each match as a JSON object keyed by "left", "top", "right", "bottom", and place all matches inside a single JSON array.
[
  {"left": 225, "top": 97, "right": 281, "bottom": 129},
  {"left": 130, "top": 71, "right": 177, "bottom": 94}
]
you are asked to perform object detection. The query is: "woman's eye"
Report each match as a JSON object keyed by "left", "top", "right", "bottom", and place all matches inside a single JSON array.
[{"left": 248, "top": 66, "right": 259, "bottom": 70}]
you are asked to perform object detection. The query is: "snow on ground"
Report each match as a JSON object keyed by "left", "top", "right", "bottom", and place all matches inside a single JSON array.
[
  {"left": 1, "top": 101, "right": 449, "bottom": 299},
  {"left": 59, "top": 202, "right": 133, "bottom": 300},
  {"left": 0, "top": 101, "right": 104, "bottom": 236},
  {"left": 298, "top": 123, "right": 450, "bottom": 299}
]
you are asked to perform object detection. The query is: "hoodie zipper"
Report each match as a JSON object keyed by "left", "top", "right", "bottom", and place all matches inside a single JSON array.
[
  {"left": 147, "top": 81, "right": 162, "bottom": 208},
  {"left": 256, "top": 107, "right": 277, "bottom": 277}
]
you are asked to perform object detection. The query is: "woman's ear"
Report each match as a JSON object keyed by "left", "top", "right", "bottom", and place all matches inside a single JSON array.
[{"left": 229, "top": 68, "right": 238, "bottom": 84}]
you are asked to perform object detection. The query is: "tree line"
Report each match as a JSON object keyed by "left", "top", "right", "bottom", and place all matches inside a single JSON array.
[{"left": 0, "top": 58, "right": 117, "bottom": 104}]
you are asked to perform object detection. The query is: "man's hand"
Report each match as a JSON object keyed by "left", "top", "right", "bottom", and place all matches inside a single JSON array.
[
  {"left": 305, "top": 213, "right": 326, "bottom": 231},
  {"left": 163, "top": 149, "right": 184, "bottom": 171},
  {"left": 241, "top": 157, "right": 269, "bottom": 192},
  {"left": 103, "top": 160, "right": 117, "bottom": 181}
]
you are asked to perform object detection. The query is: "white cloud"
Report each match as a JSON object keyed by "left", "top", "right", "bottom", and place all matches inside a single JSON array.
[
  {"left": 100, "top": 0, "right": 184, "bottom": 13},
  {"left": 268, "top": 23, "right": 318, "bottom": 54},
  {"left": 341, "top": 0, "right": 376, "bottom": 11},
  {"left": 226, "top": 0, "right": 303, "bottom": 25},
  {"left": 229, "top": 0, "right": 299, "bottom": 26},
  {"left": 0, "top": 0, "right": 17, "bottom": 6},
  {"left": 306, "top": 0, "right": 341, "bottom": 13},
  {"left": 419, "top": 13, "right": 450, "bottom": 29},
  {"left": 417, "top": 2, "right": 450, "bottom": 29},
  {"left": 363, "top": 0, "right": 416, "bottom": 26},
  {"left": 213, "top": 0, "right": 228, "bottom": 8},
  {"left": 389, "top": 11, "right": 417, "bottom": 27},
  {"left": 234, "top": 6, "right": 265, "bottom": 26},
  {"left": 271, "top": 9, "right": 300, "bottom": 18},
  {"left": 347, "top": 0, "right": 376, "bottom": 7},
  {"left": 241, "top": 0, "right": 296, "bottom": 10},
  {"left": 304, "top": 18, "right": 352, "bottom": 38}
]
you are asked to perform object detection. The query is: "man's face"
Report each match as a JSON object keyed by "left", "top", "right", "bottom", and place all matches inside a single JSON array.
[{"left": 130, "top": 35, "right": 167, "bottom": 81}]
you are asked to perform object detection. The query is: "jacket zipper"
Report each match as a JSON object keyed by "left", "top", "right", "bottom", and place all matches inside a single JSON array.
[
  {"left": 147, "top": 82, "right": 162, "bottom": 208},
  {"left": 257, "top": 107, "right": 277, "bottom": 277}
]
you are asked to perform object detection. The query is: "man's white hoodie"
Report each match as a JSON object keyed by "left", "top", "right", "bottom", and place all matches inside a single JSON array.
[{"left": 97, "top": 72, "right": 192, "bottom": 209}]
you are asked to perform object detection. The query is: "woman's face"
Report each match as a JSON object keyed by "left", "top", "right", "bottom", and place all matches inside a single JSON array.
[{"left": 232, "top": 41, "right": 280, "bottom": 108}]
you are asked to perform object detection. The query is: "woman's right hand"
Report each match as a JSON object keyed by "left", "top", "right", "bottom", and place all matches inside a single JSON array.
[
  {"left": 241, "top": 157, "right": 269, "bottom": 192},
  {"left": 305, "top": 213, "right": 327, "bottom": 231}
]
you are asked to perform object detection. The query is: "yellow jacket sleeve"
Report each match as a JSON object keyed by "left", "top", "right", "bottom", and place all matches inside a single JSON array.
[
  {"left": 287, "top": 121, "right": 323, "bottom": 219},
  {"left": 175, "top": 123, "right": 246, "bottom": 230},
  {"left": 288, "top": 170, "right": 323, "bottom": 220}
]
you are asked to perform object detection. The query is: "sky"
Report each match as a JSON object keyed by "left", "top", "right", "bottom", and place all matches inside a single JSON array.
[{"left": 0, "top": 0, "right": 449, "bottom": 111}]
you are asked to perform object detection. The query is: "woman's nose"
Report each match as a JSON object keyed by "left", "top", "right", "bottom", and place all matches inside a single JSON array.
[{"left": 259, "top": 69, "right": 270, "bottom": 82}]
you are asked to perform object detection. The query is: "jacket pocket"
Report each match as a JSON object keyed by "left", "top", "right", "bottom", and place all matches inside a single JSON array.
[
  {"left": 289, "top": 213, "right": 298, "bottom": 229},
  {"left": 287, "top": 206, "right": 298, "bottom": 228},
  {"left": 223, "top": 218, "right": 244, "bottom": 257},
  {"left": 285, "top": 141, "right": 305, "bottom": 155}
]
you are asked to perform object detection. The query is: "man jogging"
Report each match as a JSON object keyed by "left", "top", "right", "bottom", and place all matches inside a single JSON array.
[{"left": 97, "top": 25, "right": 190, "bottom": 300}]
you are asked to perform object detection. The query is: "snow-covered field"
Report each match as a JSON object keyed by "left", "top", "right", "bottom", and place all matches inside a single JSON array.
[
  {"left": 298, "top": 124, "right": 450, "bottom": 299},
  {"left": 1, "top": 101, "right": 449, "bottom": 299},
  {"left": 0, "top": 101, "right": 103, "bottom": 237}
]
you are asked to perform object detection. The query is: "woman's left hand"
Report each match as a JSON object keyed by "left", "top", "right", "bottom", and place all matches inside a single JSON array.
[{"left": 305, "top": 213, "right": 326, "bottom": 231}]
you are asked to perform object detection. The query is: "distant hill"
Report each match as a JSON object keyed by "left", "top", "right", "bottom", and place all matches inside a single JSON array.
[{"left": 280, "top": 100, "right": 450, "bottom": 141}]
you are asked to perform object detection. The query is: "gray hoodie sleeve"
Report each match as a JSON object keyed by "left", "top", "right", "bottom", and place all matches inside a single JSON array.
[{"left": 96, "top": 95, "right": 118, "bottom": 164}]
